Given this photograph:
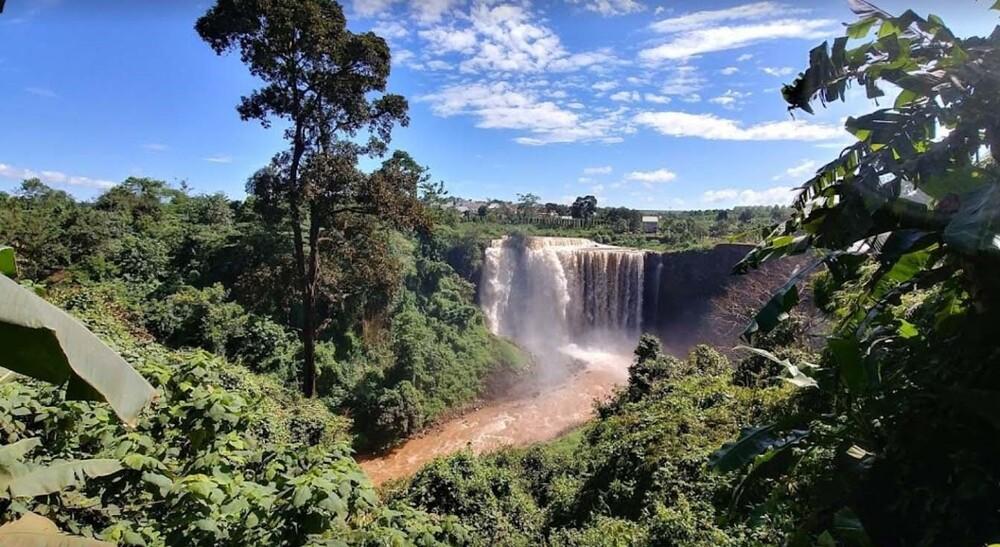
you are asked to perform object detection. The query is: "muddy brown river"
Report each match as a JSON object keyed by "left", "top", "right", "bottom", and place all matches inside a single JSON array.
[{"left": 360, "top": 345, "right": 632, "bottom": 485}]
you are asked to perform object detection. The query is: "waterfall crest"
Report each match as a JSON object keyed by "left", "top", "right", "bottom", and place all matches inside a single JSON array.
[{"left": 480, "top": 236, "right": 645, "bottom": 353}]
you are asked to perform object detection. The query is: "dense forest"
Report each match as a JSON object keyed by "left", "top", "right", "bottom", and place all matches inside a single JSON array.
[{"left": 3, "top": 1, "right": 1000, "bottom": 545}]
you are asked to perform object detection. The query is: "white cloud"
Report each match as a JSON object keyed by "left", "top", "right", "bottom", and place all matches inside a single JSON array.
[
  {"left": 762, "top": 66, "right": 795, "bottom": 77},
  {"left": 0, "top": 162, "right": 115, "bottom": 189},
  {"left": 578, "top": 176, "right": 593, "bottom": 183},
  {"left": 450, "top": 3, "right": 615, "bottom": 74},
  {"left": 204, "top": 155, "right": 233, "bottom": 164},
  {"left": 418, "top": 26, "right": 478, "bottom": 54},
  {"left": 412, "top": 0, "right": 462, "bottom": 23},
  {"left": 583, "top": 166, "right": 613, "bottom": 175},
  {"left": 425, "top": 59, "right": 454, "bottom": 71},
  {"left": 660, "top": 65, "right": 704, "bottom": 95},
  {"left": 640, "top": 18, "right": 836, "bottom": 61},
  {"left": 775, "top": 159, "right": 818, "bottom": 180},
  {"left": 25, "top": 87, "right": 57, "bottom": 98},
  {"left": 372, "top": 20, "right": 409, "bottom": 40},
  {"left": 419, "top": 82, "right": 628, "bottom": 145},
  {"left": 737, "top": 53, "right": 754, "bottom": 62},
  {"left": 633, "top": 111, "right": 843, "bottom": 141},
  {"left": 352, "top": 0, "right": 396, "bottom": 18},
  {"left": 592, "top": 80, "right": 619, "bottom": 92},
  {"left": 568, "top": 0, "right": 645, "bottom": 16},
  {"left": 626, "top": 168, "right": 677, "bottom": 183},
  {"left": 142, "top": 143, "right": 168, "bottom": 152},
  {"left": 703, "top": 186, "right": 797, "bottom": 206},
  {"left": 720, "top": 66, "right": 739, "bottom": 75},
  {"left": 649, "top": 2, "right": 798, "bottom": 33},
  {"left": 610, "top": 90, "right": 640, "bottom": 102},
  {"left": 644, "top": 93, "right": 671, "bottom": 104},
  {"left": 709, "top": 89, "right": 750, "bottom": 109},
  {"left": 355, "top": 0, "right": 463, "bottom": 24}
]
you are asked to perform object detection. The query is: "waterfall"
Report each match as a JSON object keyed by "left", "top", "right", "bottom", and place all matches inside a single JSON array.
[{"left": 480, "top": 236, "right": 645, "bottom": 353}]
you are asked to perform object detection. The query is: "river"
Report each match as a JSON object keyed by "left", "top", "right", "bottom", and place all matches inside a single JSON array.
[
  {"left": 360, "top": 344, "right": 632, "bottom": 485},
  {"left": 362, "top": 237, "right": 645, "bottom": 484}
]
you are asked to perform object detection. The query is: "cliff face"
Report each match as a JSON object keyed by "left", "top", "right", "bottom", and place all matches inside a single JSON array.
[{"left": 642, "top": 244, "right": 809, "bottom": 356}]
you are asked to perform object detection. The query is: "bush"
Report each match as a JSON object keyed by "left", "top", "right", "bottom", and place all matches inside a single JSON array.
[
  {"left": 390, "top": 340, "right": 792, "bottom": 544},
  {"left": 145, "top": 284, "right": 297, "bottom": 376}
]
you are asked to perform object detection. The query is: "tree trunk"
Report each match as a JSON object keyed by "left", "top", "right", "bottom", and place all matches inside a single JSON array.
[
  {"left": 301, "top": 206, "right": 322, "bottom": 398},
  {"left": 301, "top": 282, "right": 317, "bottom": 397}
]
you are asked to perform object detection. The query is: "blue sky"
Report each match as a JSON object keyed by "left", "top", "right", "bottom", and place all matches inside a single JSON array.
[{"left": 0, "top": 1, "right": 996, "bottom": 209}]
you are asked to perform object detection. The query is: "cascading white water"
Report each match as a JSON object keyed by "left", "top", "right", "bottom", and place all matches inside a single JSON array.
[{"left": 480, "top": 236, "right": 645, "bottom": 355}]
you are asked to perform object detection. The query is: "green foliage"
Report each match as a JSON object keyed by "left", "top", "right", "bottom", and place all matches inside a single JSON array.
[
  {"left": 389, "top": 341, "right": 793, "bottom": 545},
  {"left": 718, "top": 6, "right": 1000, "bottom": 544},
  {"left": 0, "top": 289, "right": 463, "bottom": 545},
  {"left": 145, "top": 284, "right": 297, "bottom": 378},
  {"left": 0, "top": 270, "right": 155, "bottom": 425},
  {"left": 351, "top": 253, "right": 527, "bottom": 450}
]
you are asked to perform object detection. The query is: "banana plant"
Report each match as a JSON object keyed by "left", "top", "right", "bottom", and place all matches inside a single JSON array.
[
  {"left": 0, "top": 512, "right": 113, "bottom": 546},
  {"left": 0, "top": 246, "right": 156, "bottom": 425}
]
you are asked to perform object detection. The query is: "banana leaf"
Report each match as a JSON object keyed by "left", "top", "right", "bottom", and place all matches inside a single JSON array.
[
  {"left": 0, "top": 512, "right": 112, "bottom": 546},
  {"left": 0, "top": 274, "right": 156, "bottom": 425}
]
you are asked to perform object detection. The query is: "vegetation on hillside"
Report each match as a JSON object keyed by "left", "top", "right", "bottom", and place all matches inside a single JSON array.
[
  {"left": 384, "top": 337, "right": 802, "bottom": 545},
  {"left": 4, "top": 0, "right": 1000, "bottom": 545}
]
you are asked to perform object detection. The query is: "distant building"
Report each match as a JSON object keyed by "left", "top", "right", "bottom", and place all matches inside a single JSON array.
[{"left": 641, "top": 215, "right": 659, "bottom": 233}]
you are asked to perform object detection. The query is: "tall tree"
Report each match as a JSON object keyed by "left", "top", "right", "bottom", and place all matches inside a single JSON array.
[
  {"left": 197, "top": 0, "right": 413, "bottom": 396},
  {"left": 570, "top": 195, "right": 598, "bottom": 219}
]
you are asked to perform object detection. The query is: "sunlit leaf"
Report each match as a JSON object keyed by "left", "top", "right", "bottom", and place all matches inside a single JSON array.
[
  {"left": 709, "top": 424, "right": 809, "bottom": 473},
  {"left": 0, "top": 246, "right": 16, "bottom": 278},
  {"left": 0, "top": 274, "right": 156, "bottom": 425},
  {"left": 0, "top": 512, "right": 113, "bottom": 546}
]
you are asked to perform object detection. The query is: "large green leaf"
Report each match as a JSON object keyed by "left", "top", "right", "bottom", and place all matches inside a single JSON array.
[
  {"left": 742, "top": 258, "right": 825, "bottom": 340},
  {"left": 0, "top": 512, "right": 113, "bottom": 546},
  {"left": 709, "top": 424, "right": 809, "bottom": 473},
  {"left": 0, "top": 274, "right": 156, "bottom": 425},
  {"left": 1, "top": 457, "right": 122, "bottom": 498},
  {"left": 0, "top": 439, "right": 42, "bottom": 464},
  {"left": 0, "top": 246, "right": 16, "bottom": 277},
  {"left": 943, "top": 184, "right": 1000, "bottom": 256},
  {"left": 735, "top": 346, "right": 819, "bottom": 389}
]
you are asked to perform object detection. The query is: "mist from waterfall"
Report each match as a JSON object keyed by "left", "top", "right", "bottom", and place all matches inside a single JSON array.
[{"left": 480, "top": 236, "right": 645, "bottom": 381}]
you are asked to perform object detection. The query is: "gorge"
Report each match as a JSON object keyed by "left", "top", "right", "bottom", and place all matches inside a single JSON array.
[{"left": 361, "top": 236, "right": 794, "bottom": 483}]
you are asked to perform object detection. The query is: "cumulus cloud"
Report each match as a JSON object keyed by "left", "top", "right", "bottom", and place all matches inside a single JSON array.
[
  {"left": 775, "top": 159, "right": 818, "bottom": 180},
  {"left": 583, "top": 166, "right": 613, "bottom": 175},
  {"left": 703, "top": 186, "right": 797, "bottom": 206},
  {"left": 418, "top": 26, "right": 477, "bottom": 54},
  {"left": 640, "top": 3, "right": 833, "bottom": 62},
  {"left": 709, "top": 89, "right": 750, "bottom": 109},
  {"left": 372, "top": 20, "right": 409, "bottom": 40},
  {"left": 762, "top": 66, "right": 795, "bottom": 76},
  {"left": 644, "top": 93, "right": 671, "bottom": 104},
  {"left": 610, "top": 90, "right": 640, "bottom": 102},
  {"left": 449, "top": 3, "right": 615, "bottom": 73},
  {"left": 0, "top": 162, "right": 115, "bottom": 189},
  {"left": 354, "top": 0, "right": 460, "bottom": 23},
  {"left": 633, "top": 111, "right": 842, "bottom": 141},
  {"left": 568, "top": 0, "right": 645, "bottom": 16},
  {"left": 626, "top": 168, "right": 677, "bottom": 183},
  {"left": 640, "top": 18, "right": 835, "bottom": 61},
  {"left": 720, "top": 66, "right": 739, "bottom": 75},
  {"left": 649, "top": 2, "right": 797, "bottom": 33},
  {"left": 660, "top": 65, "right": 704, "bottom": 95},
  {"left": 419, "top": 82, "right": 628, "bottom": 145},
  {"left": 592, "top": 80, "right": 619, "bottom": 92}
]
